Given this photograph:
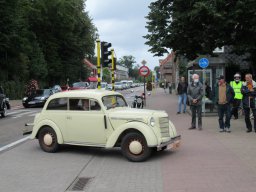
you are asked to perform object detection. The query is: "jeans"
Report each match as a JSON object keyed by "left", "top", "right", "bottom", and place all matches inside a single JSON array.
[
  {"left": 178, "top": 93, "right": 187, "bottom": 113},
  {"left": 231, "top": 99, "right": 241, "bottom": 119},
  {"left": 190, "top": 105, "right": 202, "bottom": 128},
  {"left": 244, "top": 108, "right": 256, "bottom": 131},
  {"left": 218, "top": 104, "right": 231, "bottom": 129}
]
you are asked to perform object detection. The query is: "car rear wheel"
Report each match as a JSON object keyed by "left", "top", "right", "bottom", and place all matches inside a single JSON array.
[
  {"left": 1, "top": 103, "right": 7, "bottom": 117},
  {"left": 121, "top": 132, "right": 151, "bottom": 162},
  {"left": 38, "top": 126, "right": 59, "bottom": 153}
]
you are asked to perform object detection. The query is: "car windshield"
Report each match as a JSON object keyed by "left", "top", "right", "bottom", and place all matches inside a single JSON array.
[
  {"left": 115, "top": 82, "right": 122, "bottom": 85},
  {"left": 102, "top": 95, "right": 128, "bottom": 110},
  {"left": 35, "top": 89, "right": 50, "bottom": 96}
]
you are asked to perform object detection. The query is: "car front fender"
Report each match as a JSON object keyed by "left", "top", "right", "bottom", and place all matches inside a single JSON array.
[
  {"left": 30, "top": 119, "right": 64, "bottom": 144},
  {"left": 105, "top": 121, "right": 158, "bottom": 148}
]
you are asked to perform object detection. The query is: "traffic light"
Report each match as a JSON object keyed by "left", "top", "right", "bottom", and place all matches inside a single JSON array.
[{"left": 101, "top": 41, "right": 112, "bottom": 67}]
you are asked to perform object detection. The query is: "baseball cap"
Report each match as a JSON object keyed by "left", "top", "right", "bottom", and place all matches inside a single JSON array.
[{"left": 217, "top": 75, "right": 225, "bottom": 80}]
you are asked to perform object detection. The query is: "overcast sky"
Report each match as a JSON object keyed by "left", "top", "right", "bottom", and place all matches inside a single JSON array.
[{"left": 85, "top": 0, "right": 166, "bottom": 70}]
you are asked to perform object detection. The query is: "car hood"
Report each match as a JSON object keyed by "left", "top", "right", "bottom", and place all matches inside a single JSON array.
[{"left": 108, "top": 107, "right": 167, "bottom": 125}]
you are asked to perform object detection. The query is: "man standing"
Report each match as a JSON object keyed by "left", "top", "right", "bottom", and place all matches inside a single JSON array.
[
  {"left": 187, "top": 74, "right": 204, "bottom": 130},
  {"left": 177, "top": 76, "right": 188, "bottom": 114},
  {"left": 230, "top": 73, "right": 243, "bottom": 119},
  {"left": 215, "top": 75, "right": 235, "bottom": 133},
  {"left": 241, "top": 73, "right": 256, "bottom": 133}
]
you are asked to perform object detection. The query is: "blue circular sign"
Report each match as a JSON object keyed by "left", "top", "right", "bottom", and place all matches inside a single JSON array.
[{"left": 199, "top": 58, "right": 209, "bottom": 69}]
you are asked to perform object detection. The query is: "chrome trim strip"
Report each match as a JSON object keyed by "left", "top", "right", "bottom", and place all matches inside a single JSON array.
[{"left": 110, "top": 117, "right": 144, "bottom": 121}]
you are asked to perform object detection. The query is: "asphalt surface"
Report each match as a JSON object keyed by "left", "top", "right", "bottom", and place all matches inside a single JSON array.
[{"left": 1, "top": 88, "right": 256, "bottom": 192}]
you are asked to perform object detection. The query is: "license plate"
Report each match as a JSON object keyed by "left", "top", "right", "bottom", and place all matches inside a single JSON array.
[
  {"left": 28, "top": 101, "right": 35, "bottom": 104},
  {"left": 167, "top": 143, "right": 174, "bottom": 150}
]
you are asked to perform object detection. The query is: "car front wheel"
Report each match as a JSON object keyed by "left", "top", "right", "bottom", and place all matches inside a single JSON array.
[
  {"left": 38, "top": 126, "right": 59, "bottom": 153},
  {"left": 121, "top": 132, "right": 151, "bottom": 162}
]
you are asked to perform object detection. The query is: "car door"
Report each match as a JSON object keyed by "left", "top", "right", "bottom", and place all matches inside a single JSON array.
[{"left": 65, "top": 98, "right": 106, "bottom": 146}]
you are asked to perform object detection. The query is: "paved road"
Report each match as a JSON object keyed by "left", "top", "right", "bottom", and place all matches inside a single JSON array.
[{"left": 0, "top": 88, "right": 256, "bottom": 192}]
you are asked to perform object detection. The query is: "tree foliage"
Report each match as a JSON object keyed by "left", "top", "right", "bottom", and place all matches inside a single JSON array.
[
  {"left": 145, "top": 0, "right": 256, "bottom": 65},
  {"left": 0, "top": 0, "right": 97, "bottom": 98},
  {"left": 118, "top": 55, "right": 136, "bottom": 78}
]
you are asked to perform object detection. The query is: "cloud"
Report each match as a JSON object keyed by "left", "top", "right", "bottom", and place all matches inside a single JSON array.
[{"left": 86, "top": 0, "right": 165, "bottom": 70}]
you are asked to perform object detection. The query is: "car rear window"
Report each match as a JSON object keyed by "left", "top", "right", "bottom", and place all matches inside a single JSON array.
[{"left": 46, "top": 98, "right": 67, "bottom": 110}]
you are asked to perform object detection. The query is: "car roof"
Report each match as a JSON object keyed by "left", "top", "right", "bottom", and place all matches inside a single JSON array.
[{"left": 48, "top": 89, "right": 122, "bottom": 100}]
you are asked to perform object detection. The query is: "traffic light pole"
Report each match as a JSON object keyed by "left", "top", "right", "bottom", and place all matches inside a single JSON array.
[
  {"left": 96, "top": 39, "right": 101, "bottom": 89},
  {"left": 111, "top": 48, "right": 115, "bottom": 91}
]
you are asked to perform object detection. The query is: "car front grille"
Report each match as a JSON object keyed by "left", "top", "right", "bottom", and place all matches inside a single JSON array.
[{"left": 159, "top": 117, "right": 170, "bottom": 137}]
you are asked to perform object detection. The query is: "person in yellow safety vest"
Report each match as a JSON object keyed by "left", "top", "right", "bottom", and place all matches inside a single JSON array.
[{"left": 230, "top": 73, "right": 243, "bottom": 119}]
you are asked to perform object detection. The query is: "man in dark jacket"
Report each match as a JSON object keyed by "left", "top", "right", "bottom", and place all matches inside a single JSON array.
[
  {"left": 187, "top": 74, "right": 204, "bottom": 130},
  {"left": 177, "top": 76, "right": 188, "bottom": 114},
  {"left": 241, "top": 73, "right": 256, "bottom": 133},
  {"left": 215, "top": 75, "right": 235, "bottom": 133}
]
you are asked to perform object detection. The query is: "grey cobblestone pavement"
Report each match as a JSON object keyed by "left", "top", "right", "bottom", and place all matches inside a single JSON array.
[{"left": 1, "top": 88, "right": 256, "bottom": 192}]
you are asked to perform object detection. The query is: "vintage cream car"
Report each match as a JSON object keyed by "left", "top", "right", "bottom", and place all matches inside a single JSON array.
[{"left": 26, "top": 89, "right": 181, "bottom": 162}]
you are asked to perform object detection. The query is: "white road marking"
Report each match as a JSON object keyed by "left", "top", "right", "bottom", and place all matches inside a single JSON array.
[
  {"left": 12, "top": 111, "right": 39, "bottom": 118},
  {"left": 0, "top": 136, "right": 30, "bottom": 152},
  {"left": 8, "top": 110, "right": 30, "bottom": 115}
]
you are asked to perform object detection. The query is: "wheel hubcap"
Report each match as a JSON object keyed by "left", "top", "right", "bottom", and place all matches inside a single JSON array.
[
  {"left": 129, "top": 140, "right": 143, "bottom": 155},
  {"left": 43, "top": 133, "right": 53, "bottom": 146}
]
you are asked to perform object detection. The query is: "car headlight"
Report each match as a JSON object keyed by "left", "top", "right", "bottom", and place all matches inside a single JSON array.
[
  {"left": 40, "top": 97, "right": 46, "bottom": 100},
  {"left": 23, "top": 97, "right": 28, "bottom": 101},
  {"left": 150, "top": 117, "right": 155, "bottom": 127}
]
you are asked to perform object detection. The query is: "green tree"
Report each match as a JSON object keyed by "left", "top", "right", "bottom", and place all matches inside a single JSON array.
[
  {"left": 28, "top": 0, "right": 97, "bottom": 85},
  {"left": 145, "top": 0, "right": 256, "bottom": 69},
  {"left": 102, "top": 68, "right": 111, "bottom": 83},
  {"left": 119, "top": 55, "right": 136, "bottom": 77}
]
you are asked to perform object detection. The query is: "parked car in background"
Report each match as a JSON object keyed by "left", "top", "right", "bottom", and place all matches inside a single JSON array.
[
  {"left": 107, "top": 84, "right": 113, "bottom": 90},
  {"left": 100, "top": 82, "right": 108, "bottom": 90},
  {"left": 114, "top": 82, "right": 124, "bottom": 90},
  {"left": 70, "top": 82, "right": 89, "bottom": 90},
  {"left": 0, "top": 86, "right": 11, "bottom": 117},
  {"left": 51, "top": 85, "right": 62, "bottom": 93},
  {"left": 61, "top": 85, "right": 69, "bottom": 91},
  {"left": 25, "top": 90, "right": 181, "bottom": 162},
  {"left": 22, "top": 89, "right": 53, "bottom": 108}
]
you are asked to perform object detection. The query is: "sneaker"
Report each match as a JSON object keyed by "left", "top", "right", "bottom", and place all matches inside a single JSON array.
[
  {"left": 177, "top": 112, "right": 181, "bottom": 114},
  {"left": 183, "top": 111, "right": 186, "bottom": 113},
  {"left": 226, "top": 128, "right": 231, "bottom": 133},
  {"left": 219, "top": 129, "right": 225, "bottom": 132},
  {"left": 188, "top": 127, "right": 196, "bottom": 130}
]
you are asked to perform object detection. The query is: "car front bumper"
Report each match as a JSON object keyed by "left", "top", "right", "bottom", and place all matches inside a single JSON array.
[{"left": 157, "top": 135, "right": 181, "bottom": 151}]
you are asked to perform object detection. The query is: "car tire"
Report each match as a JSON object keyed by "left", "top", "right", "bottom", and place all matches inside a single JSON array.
[
  {"left": 1, "top": 103, "right": 7, "bottom": 117},
  {"left": 23, "top": 104, "right": 29, "bottom": 108},
  {"left": 121, "top": 132, "right": 151, "bottom": 162},
  {"left": 38, "top": 126, "right": 59, "bottom": 153}
]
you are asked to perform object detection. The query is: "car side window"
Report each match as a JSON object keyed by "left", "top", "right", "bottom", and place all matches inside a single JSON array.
[
  {"left": 47, "top": 98, "right": 67, "bottom": 110},
  {"left": 69, "top": 99, "right": 101, "bottom": 111},
  {"left": 90, "top": 100, "right": 101, "bottom": 111}
]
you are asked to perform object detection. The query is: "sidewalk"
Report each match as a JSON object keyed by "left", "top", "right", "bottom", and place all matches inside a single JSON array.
[{"left": 1, "top": 88, "right": 256, "bottom": 192}]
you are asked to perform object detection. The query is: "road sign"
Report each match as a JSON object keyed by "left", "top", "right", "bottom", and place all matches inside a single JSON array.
[
  {"left": 139, "top": 66, "right": 150, "bottom": 77},
  {"left": 199, "top": 58, "right": 209, "bottom": 69}
]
